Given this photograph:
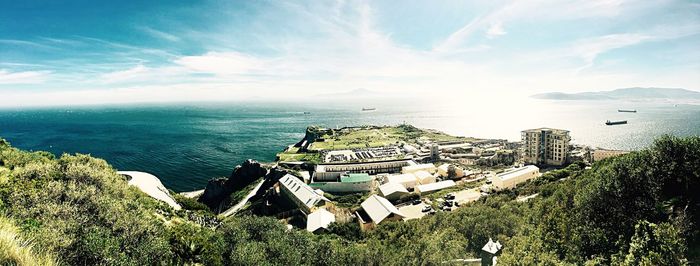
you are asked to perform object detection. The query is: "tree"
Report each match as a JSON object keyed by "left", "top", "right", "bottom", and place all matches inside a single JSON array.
[{"left": 614, "top": 221, "right": 687, "bottom": 265}]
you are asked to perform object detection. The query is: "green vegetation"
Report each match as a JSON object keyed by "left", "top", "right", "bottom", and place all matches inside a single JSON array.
[
  {"left": 226, "top": 178, "right": 261, "bottom": 207},
  {"left": 278, "top": 125, "right": 473, "bottom": 163},
  {"left": 324, "top": 192, "right": 368, "bottom": 208},
  {"left": 172, "top": 193, "right": 210, "bottom": 211},
  {"left": 309, "top": 127, "right": 404, "bottom": 150},
  {"left": 0, "top": 135, "right": 697, "bottom": 265},
  {"left": 276, "top": 151, "right": 321, "bottom": 163},
  {"left": 309, "top": 125, "right": 471, "bottom": 151},
  {"left": 0, "top": 216, "right": 57, "bottom": 266}
]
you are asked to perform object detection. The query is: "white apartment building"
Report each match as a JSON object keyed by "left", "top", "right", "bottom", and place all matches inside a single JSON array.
[{"left": 521, "top": 128, "right": 570, "bottom": 166}]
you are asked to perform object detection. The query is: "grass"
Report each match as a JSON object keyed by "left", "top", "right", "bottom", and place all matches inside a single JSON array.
[
  {"left": 309, "top": 127, "right": 404, "bottom": 151},
  {"left": 308, "top": 126, "right": 475, "bottom": 151},
  {"left": 277, "top": 125, "right": 476, "bottom": 163},
  {"left": 0, "top": 217, "right": 57, "bottom": 266},
  {"left": 0, "top": 167, "right": 9, "bottom": 184},
  {"left": 226, "top": 178, "right": 264, "bottom": 208},
  {"left": 276, "top": 152, "right": 321, "bottom": 163},
  {"left": 324, "top": 192, "right": 369, "bottom": 209}
]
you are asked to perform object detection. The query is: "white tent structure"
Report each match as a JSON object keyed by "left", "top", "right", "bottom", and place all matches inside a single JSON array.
[
  {"left": 482, "top": 238, "right": 503, "bottom": 254},
  {"left": 386, "top": 173, "right": 419, "bottom": 189},
  {"left": 413, "top": 170, "right": 436, "bottom": 184},
  {"left": 360, "top": 195, "right": 405, "bottom": 225},
  {"left": 306, "top": 208, "right": 336, "bottom": 232},
  {"left": 118, "top": 171, "right": 181, "bottom": 210},
  {"left": 402, "top": 163, "right": 437, "bottom": 174},
  {"left": 378, "top": 182, "right": 409, "bottom": 201},
  {"left": 415, "top": 180, "right": 456, "bottom": 195}
]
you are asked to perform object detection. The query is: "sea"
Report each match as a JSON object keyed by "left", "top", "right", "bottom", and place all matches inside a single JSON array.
[{"left": 1, "top": 99, "right": 698, "bottom": 192}]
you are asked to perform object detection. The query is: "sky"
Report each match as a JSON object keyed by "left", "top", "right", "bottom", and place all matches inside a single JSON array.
[{"left": 0, "top": 0, "right": 699, "bottom": 107}]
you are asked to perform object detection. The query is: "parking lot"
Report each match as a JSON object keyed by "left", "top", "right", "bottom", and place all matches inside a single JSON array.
[
  {"left": 398, "top": 202, "right": 430, "bottom": 220},
  {"left": 453, "top": 189, "right": 482, "bottom": 204}
]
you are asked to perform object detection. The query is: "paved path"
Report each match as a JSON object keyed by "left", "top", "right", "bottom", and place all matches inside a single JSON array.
[
  {"left": 516, "top": 193, "right": 539, "bottom": 202},
  {"left": 220, "top": 179, "right": 265, "bottom": 217},
  {"left": 179, "top": 189, "right": 204, "bottom": 199}
]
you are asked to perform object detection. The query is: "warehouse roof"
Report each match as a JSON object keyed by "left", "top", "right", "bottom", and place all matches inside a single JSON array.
[
  {"left": 496, "top": 165, "right": 539, "bottom": 181},
  {"left": 280, "top": 174, "right": 328, "bottom": 209},
  {"left": 415, "top": 180, "right": 456, "bottom": 193},
  {"left": 306, "top": 208, "right": 336, "bottom": 232},
  {"left": 378, "top": 182, "right": 408, "bottom": 197},
  {"left": 386, "top": 173, "right": 418, "bottom": 184},
  {"left": 341, "top": 173, "right": 372, "bottom": 183},
  {"left": 360, "top": 195, "right": 405, "bottom": 224}
]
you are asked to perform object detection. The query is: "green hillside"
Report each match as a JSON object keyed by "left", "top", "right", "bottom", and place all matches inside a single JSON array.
[{"left": 0, "top": 136, "right": 697, "bottom": 265}]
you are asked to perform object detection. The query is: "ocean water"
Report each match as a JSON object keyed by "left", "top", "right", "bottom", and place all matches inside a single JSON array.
[{"left": 1, "top": 100, "right": 698, "bottom": 192}]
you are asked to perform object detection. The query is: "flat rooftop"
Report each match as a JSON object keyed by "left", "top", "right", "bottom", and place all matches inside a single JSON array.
[
  {"left": 496, "top": 165, "right": 539, "bottom": 181},
  {"left": 522, "top": 128, "right": 569, "bottom": 134},
  {"left": 340, "top": 173, "right": 372, "bottom": 183}
]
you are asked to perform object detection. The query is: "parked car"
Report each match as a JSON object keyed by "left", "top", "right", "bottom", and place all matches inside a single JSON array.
[
  {"left": 444, "top": 200, "right": 453, "bottom": 207},
  {"left": 413, "top": 199, "right": 422, "bottom": 205},
  {"left": 421, "top": 206, "right": 432, "bottom": 212},
  {"left": 442, "top": 206, "right": 451, "bottom": 211},
  {"left": 444, "top": 193, "right": 455, "bottom": 200}
]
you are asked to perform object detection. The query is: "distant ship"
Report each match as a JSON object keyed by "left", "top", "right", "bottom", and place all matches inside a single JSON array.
[
  {"left": 303, "top": 111, "right": 311, "bottom": 115},
  {"left": 606, "top": 120, "right": 627, "bottom": 125},
  {"left": 618, "top": 109, "right": 637, "bottom": 113},
  {"left": 362, "top": 107, "right": 376, "bottom": 111}
]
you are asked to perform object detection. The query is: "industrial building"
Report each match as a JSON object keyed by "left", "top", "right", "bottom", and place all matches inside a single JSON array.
[
  {"left": 278, "top": 174, "right": 328, "bottom": 214},
  {"left": 356, "top": 195, "right": 405, "bottom": 230},
  {"left": 436, "top": 163, "right": 465, "bottom": 179},
  {"left": 521, "top": 128, "right": 570, "bottom": 166},
  {"left": 378, "top": 182, "right": 409, "bottom": 201},
  {"left": 592, "top": 149, "right": 629, "bottom": 162},
  {"left": 491, "top": 165, "right": 540, "bottom": 190},
  {"left": 316, "top": 159, "right": 416, "bottom": 175},
  {"left": 306, "top": 208, "right": 336, "bottom": 233},
  {"left": 309, "top": 173, "right": 373, "bottom": 193},
  {"left": 386, "top": 173, "right": 420, "bottom": 189},
  {"left": 413, "top": 170, "right": 436, "bottom": 185},
  {"left": 401, "top": 163, "right": 437, "bottom": 174},
  {"left": 414, "top": 180, "right": 456, "bottom": 195}
]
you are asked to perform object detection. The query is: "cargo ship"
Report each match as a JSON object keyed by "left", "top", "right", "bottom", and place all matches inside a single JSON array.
[
  {"left": 618, "top": 109, "right": 636, "bottom": 113},
  {"left": 362, "top": 107, "right": 376, "bottom": 111},
  {"left": 605, "top": 120, "right": 627, "bottom": 125}
]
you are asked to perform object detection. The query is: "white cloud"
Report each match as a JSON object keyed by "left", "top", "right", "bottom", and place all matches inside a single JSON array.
[
  {"left": 486, "top": 22, "right": 507, "bottom": 38},
  {"left": 99, "top": 65, "right": 151, "bottom": 83},
  {"left": 174, "top": 52, "right": 266, "bottom": 75},
  {"left": 573, "top": 33, "right": 652, "bottom": 69},
  {"left": 1, "top": 0, "right": 698, "bottom": 107},
  {"left": 0, "top": 69, "right": 51, "bottom": 84},
  {"left": 434, "top": 0, "right": 642, "bottom": 52},
  {"left": 138, "top": 26, "right": 180, "bottom": 42}
]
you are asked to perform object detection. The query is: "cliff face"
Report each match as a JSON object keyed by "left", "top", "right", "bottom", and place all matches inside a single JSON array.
[{"left": 198, "top": 159, "right": 267, "bottom": 210}]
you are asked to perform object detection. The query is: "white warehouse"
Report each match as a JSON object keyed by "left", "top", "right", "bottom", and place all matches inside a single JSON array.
[{"left": 492, "top": 165, "right": 540, "bottom": 190}]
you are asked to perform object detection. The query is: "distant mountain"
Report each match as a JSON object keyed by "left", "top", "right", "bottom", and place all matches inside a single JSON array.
[{"left": 531, "top": 87, "right": 700, "bottom": 100}]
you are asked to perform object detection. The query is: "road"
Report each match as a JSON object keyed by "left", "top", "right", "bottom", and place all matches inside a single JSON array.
[{"left": 179, "top": 189, "right": 204, "bottom": 199}]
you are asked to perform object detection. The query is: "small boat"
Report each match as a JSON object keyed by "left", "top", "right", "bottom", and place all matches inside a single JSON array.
[
  {"left": 362, "top": 107, "right": 376, "bottom": 111},
  {"left": 618, "top": 109, "right": 636, "bottom": 113},
  {"left": 606, "top": 120, "right": 627, "bottom": 126},
  {"left": 303, "top": 111, "right": 311, "bottom": 115}
]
